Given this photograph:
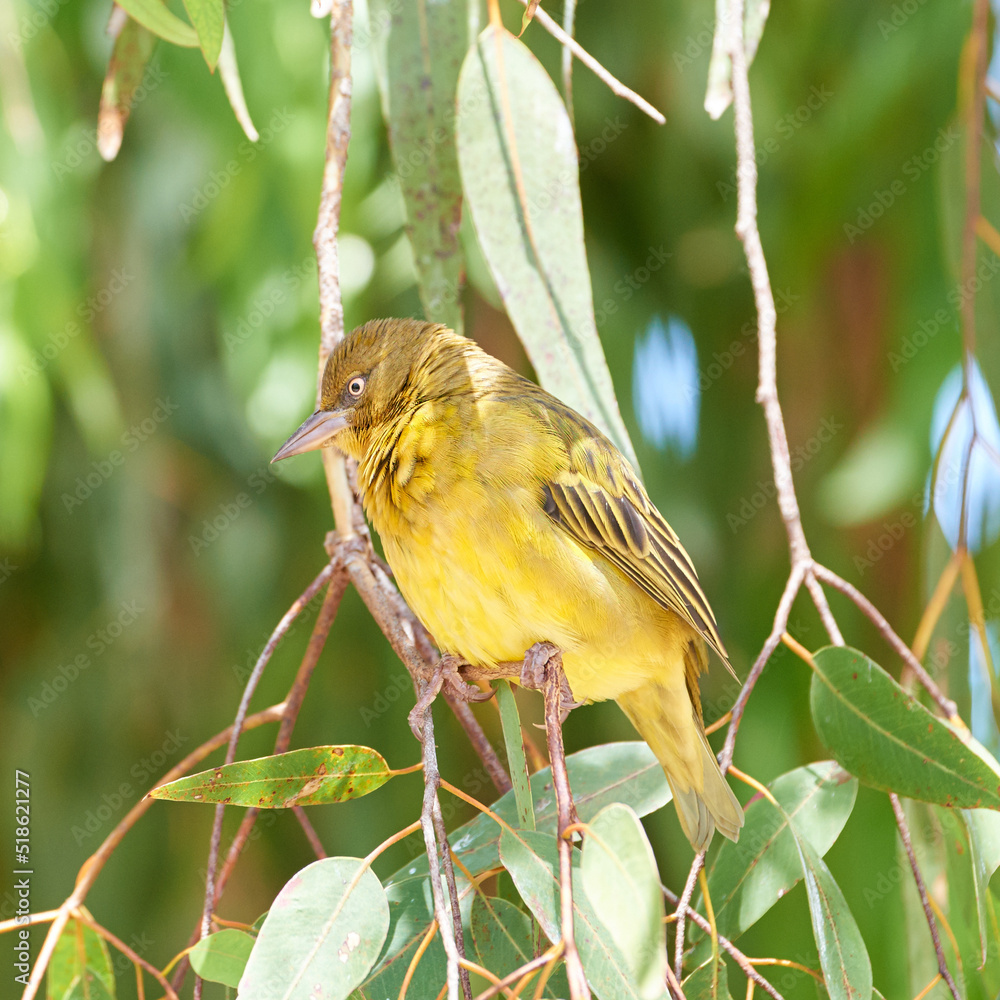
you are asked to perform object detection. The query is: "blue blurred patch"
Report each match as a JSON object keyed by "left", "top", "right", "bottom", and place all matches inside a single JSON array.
[
  {"left": 969, "top": 622, "right": 1000, "bottom": 759},
  {"left": 631, "top": 316, "right": 700, "bottom": 460},
  {"left": 928, "top": 356, "right": 1000, "bottom": 554}
]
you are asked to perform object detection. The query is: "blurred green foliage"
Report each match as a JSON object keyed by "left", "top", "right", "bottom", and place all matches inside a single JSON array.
[{"left": 2, "top": 0, "right": 999, "bottom": 997}]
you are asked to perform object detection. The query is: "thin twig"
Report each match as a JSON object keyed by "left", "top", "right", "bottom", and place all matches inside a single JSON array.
[
  {"left": 21, "top": 704, "right": 285, "bottom": 1000},
  {"left": 889, "top": 794, "right": 961, "bottom": 1000},
  {"left": 417, "top": 692, "right": 471, "bottom": 1000},
  {"left": 673, "top": 851, "right": 706, "bottom": 979},
  {"left": 293, "top": 806, "right": 329, "bottom": 858},
  {"left": 194, "top": 561, "right": 337, "bottom": 994},
  {"left": 543, "top": 651, "right": 591, "bottom": 1000},
  {"left": 561, "top": 0, "right": 577, "bottom": 126},
  {"left": 661, "top": 884, "right": 784, "bottom": 1000},
  {"left": 804, "top": 571, "right": 844, "bottom": 646},
  {"left": 471, "top": 950, "right": 557, "bottom": 1000},
  {"left": 719, "top": 564, "right": 804, "bottom": 771},
  {"left": 813, "top": 565, "right": 960, "bottom": 722},
  {"left": 314, "top": 0, "right": 357, "bottom": 533},
  {"left": 510, "top": 0, "right": 665, "bottom": 124},
  {"left": 74, "top": 912, "right": 180, "bottom": 1000}
]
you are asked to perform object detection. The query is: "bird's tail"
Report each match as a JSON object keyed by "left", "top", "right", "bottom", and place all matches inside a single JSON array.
[{"left": 617, "top": 667, "right": 743, "bottom": 852}]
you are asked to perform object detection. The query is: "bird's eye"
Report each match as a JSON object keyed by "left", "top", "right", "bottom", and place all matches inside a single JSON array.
[{"left": 347, "top": 376, "right": 366, "bottom": 397}]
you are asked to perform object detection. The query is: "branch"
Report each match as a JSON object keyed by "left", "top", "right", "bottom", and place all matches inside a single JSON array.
[
  {"left": 889, "top": 795, "right": 961, "bottom": 1000},
  {"left": 662, "top": 884, "right": 784, "bottom": 1000},
  {"left": 672, "top": 850, "right": 706, "bottom": 980},
  {"left": 193, "top": 561, "right": 338, "bottom": 996},
  {"left": 539, "top": 648, "right": 590, "bottom": 1000},
  {"left": 511, "top": 0, "right": 665, "bottom": 125},
  {"left": 813, "top": 565, "right": 959, "bottom": 722},
  {"left": 413, "top": 680, "right": 472, "bottom": 1000}
]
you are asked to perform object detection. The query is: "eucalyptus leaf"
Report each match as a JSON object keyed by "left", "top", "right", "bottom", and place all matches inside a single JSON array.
[
  {"left": 698, "top": 761, "right": 857, "bottom": 942},
  {"left": 581, "top": 803, "right": 667, "bottom": 999},
  {"left": 810, "top": 645, "right": 1000, "bottom": 809},
  {"left": 149, "top": 745, "right": 391, "bottom": 807},
  {"left": 471, "top": 895, "right": 535, "bottom": 982},
  {"left": 704, "top": 0, "right": 771, "bottom": 120},
  {"left": 371, "top": 0, "right": 468, "bottom": 332},
  {"left": 182, "top": 0, "right": 224, "bottom": 68},
  {"left": 189, "top": 928, "right": 254, "bottom": 988},
  {"left": 495, "top": 679, "right": 534, "bottom": 830},
  {"left": 357, "top": 742, "right": 669, "bottom": 994},
  {"left": 239, "top": 858, "right": 390, "bottom": 1000},
  {"left": 500, "top": 827, "right": 645, "bottom": 1000},
  {"left": 456, "top": 26, "right": 639, "bottom": 470},
  {"left": 47, "top": 918, "right": 115, "bottom": 1000},
  {"left": 681, "top": 955, "right": 733, "bottom": 1000},
  {"left": 794, "top": 829, "right": 872, "bottom": 1000},
  {"left": 115, "top": 0, "right": 199, "bottom": 47}
]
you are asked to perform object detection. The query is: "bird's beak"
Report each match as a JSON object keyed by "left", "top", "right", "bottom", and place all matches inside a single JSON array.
[{"left": 271, "top": 409, "right": 349, "bottom": 462}]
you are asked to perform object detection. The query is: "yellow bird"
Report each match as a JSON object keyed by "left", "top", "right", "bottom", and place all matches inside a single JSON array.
[{"left": 274, "top": 318, "right": 743, "bottom": 850}]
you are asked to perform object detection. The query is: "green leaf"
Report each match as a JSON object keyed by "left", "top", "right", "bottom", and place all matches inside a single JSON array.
[
  {"left": 471, "top": 895, "right": 535, "bottom": 982},
  {"left": 456, "top": 26, "right": 640, "bottom": 471},
  {"left": 63, "top": 974, "right": 115, "bottom": 1000},
  {"left": 681, "top": 955, "right": 733, "bottom": 1000},
  {"left": 371, "top": 0, "right": 468, "bottom": 333},
  {"left": 97, "top": 17, "right": 157, "bottom": 162},
  {"left": 495, "top": 680, "right": 534, "bottom": 830},
  {"left": 810, "top": 645, "right": 1000, "bottom": 809},
  {"left": 149, "top": 745, "right": 392, "bottom": 807},
  {"left": 500, "top": 827, "right": 644, "bottom": 1000},
  {"left": 795, "top": 832, "right": 872, "bottom": 1000},
  {"left": 704, "top": 0, "right": 771, "bottom": 120},
  {"left": 47, "top": 918, "right": 115, "bottom": 1000},
  {"left": 958, "top": 808, "right": 1000, "bottom": 968},
  {"left": 698, "top": 761, "right": 858, "bottom": 942},
  {"left": 115, "top": 0, "right": 199, "bottom": 47},
  {"left": 239, "top": 857, "right": 390, "bottom": 1000},
  {"left": 581, "top": 804, "right": 667, "bottom": 1000},
  {"left": 182, "top": 0, "right": 224, "bottom": 68},
  {"left": 218, "top": 18, "right": 259, "bottom": 142},
  {"left": 189, "top": 928, "right": 255, "bottom": 988},
  {"left": 357, "top": 743, "right": 669, "bottom": 995}
]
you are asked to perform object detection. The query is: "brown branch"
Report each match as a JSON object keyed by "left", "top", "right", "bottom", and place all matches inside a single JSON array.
[
  {"left": 510, "top": 0, "right": 665, "bottom": 125},
  {"left": 75, "top": 912, "right": 180, "bottom": 1000},
  {"left": 889, "top": 794, "right": 961, "bottom": 1000},
  {"left": 541, "top": 650, "right": 590, "bottom": 1000},
  {"left": 662, "top": 884, "right": 784, "bottom": 1000},
  {"left": 414, "top": 685, "right": 472, "bottom": 1000},
  {"left": 813, "top": 565, "right": 960, "bottom": 722},
  {"left": 720, "top": 564, "right": 804, "bottom": 771},
  {"left": 314, "top": 0, "right": 357, "bottom": 534},
  {"left": 20, "top": 703, "right": 285, "bottom": 1000},
  {"left": 672, "top": 850, "right": 706, "bottom": 980},
  {"left": 561, "top": 0, "right": 577, "bottom": 127},
  {"left": 193, "top": 561, "right": 337, "bottom": 997}
]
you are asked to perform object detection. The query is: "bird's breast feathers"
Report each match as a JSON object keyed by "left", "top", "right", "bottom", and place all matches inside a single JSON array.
[{"left": 358, "top": 397, "right": 697, "bottom": 700}]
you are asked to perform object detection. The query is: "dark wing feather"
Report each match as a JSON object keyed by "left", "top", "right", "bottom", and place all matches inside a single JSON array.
[{"left": 534, "top": 403, "right": 731, "bottom": 665}]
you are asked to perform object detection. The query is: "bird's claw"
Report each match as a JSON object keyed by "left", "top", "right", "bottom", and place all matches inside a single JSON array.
[
  {"left": 441, "top": 654, "right": 496, "bottom": 703},
  {"left": 519, "top": 642, "right": 581, "bottom": 723}
]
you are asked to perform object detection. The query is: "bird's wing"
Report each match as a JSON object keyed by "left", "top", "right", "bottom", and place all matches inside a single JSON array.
[{"left": 539, "top": 420, "right": 731, "bottom": 668}]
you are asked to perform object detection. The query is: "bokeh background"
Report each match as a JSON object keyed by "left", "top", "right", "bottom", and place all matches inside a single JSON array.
[{"left": 3, "top": 0, "right": 999, "bottom": 996}]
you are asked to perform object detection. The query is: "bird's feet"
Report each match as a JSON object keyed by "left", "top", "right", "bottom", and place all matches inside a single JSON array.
[
  {"left": 519, "top": 642, "right": 582, "bottom": 724},
  {"left": 407, "top": 654, "right": 496, "bottom": 740},
  {"left": 440, "top": 654, "right": 496, "bottom": 704}
]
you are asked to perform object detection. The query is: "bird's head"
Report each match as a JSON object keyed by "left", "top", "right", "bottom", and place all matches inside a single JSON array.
[{"left": 272, "top": 317, "right": 465, "bottom": 464}]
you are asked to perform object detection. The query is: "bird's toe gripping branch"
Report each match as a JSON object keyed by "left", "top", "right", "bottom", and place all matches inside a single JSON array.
[{"left": 520, "top": 642, "right": 582, "bottom": 723}]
